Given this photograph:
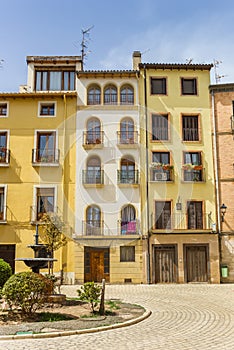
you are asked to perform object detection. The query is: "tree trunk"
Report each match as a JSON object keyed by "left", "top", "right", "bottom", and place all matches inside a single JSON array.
[{"left": 99, "top": 279, "right": 105, "bottom": 315}]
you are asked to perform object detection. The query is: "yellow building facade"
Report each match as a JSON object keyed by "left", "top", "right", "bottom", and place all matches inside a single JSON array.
[
  {"left": 0, "top": 92, "right": 77, "bottom": 282},
  {"left": 138, "top": 60, "right": 220, "bottom": 283}
]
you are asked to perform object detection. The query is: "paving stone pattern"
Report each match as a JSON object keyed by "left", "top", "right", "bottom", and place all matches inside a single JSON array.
[{"left": 0, "top": 284, "right": 233, "bottom": 350}]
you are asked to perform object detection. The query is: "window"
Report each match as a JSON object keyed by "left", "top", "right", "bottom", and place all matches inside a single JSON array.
[
  {"left": 34, "top": 131, "right": 57, "bottom": 163},
  {"left": 151, "top": 78, "right": 167, "bottom": 95},
  {"left": 84, "top": 156, "right": 102, "bottom": 184},
  {"left": 39, "top": 102, "right": 56, "bottom": 117},
  {"left": 0, "top": 186, "right": 6, "bottom": 221},
  {"left": 0, "top": 132, "right": 8, "bottom": 163},
  {"left": 187, "top": 201, "right": 203, "bottom": 229},
  {"left": 119, "top": 156, "right": 138, "bottom": 184},
  {"left": 87, "top": 85, "right": 101, "bottom": 105},
  {"left": 35, "top": 70, "right": 75, "bottom": 91},
  {"left": 85, "top": 205, "right": 102, "bottom": 235},
  {"left": 155, "top": 201, "right": 171, "bottom": 229},
  {"left": 183, "top": 152, "right": 203, "bottom": 182},
  {"left": 152, "top": 152, "right": 171, "bottom": 181},
  {"left": 36, "top": 187, "right": 55, "bottom": 221},
  {"left": 121, "top": 205, "right": 137, "bottom": 234},
  {"left": 120, "top": 85, "right": 134, "bottom": 104},
  {"left": 104, "top": 85, "right": 117, "bottom": 104},
  {"left": 120, "top": 246, "right": 135, "bottom": 262},
  {"left": 86, "top": 118, "right": 102, "bottom": 144},
  {"left": 0, "top": 102, "right": 8, "bottom": 117},
  {"left": 152, "top": 114, "right": 169, "bottom": 141},
  {"left": 119, "top": 118, "right": 135, "bottom": 144},
  {"left": 181, "top": 78, "right": 197, "bottom": 95},
  {"left": 182, "top": 115, "right": 199, "bottom": 141}
]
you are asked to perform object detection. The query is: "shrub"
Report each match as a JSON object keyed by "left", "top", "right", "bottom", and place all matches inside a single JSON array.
[
  {"left": 0, "top": 258, "right": 12, "bottom": 288},
  {"left": 77, "top": 282, "right": 101, "bottom": 313},
  {"left": 2, "top": 272, "right": 49, "bottom": 315}
]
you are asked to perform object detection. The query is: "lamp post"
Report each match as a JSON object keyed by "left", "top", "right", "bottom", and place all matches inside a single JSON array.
[{"left": 220, "top": 203, "right": 227, "bottom": 222}]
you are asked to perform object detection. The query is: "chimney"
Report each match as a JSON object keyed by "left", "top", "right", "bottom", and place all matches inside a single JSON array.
[{"left": 132, "top": 51, "right": 141, "bottom": 70}]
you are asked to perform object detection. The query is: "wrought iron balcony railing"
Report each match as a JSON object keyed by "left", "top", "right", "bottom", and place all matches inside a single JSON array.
[
  {"left": 0, "top": 206, "right": 7, "bottom": 221},
  {"left": 117, "top": 170, "right": 139, "bottom": 185},
  {"left": 32, "top": 149, "right": 60, "bottom": 164},
  {"left": 182, "top": 167, "right": 205, "bottom": 182},
  {"left": 118, "top": 219, "right": 140, "bottom": 235},
  {"left": 0, "top": 148, "right": 10, "bottom": 164},
  {"left": 82, "top": 220, "right": 104, "bottom": 236},
  {"left": 151, "top": 212, "right": 213, "bottom": 231},
  {"left": 150, "top": 167, "right": 174, "bottom": 182},
  {"left": 30, "top": 205, "right": 58, "bottom": 223},
  {"left": 82, "top": 131, "right": 104, "bottom": 146},
  {"left": 117, "top": 131, "right": 138, "bottom": 145},
  {"left": 82, "top": 170, "right": 104, "bottom": 185}
]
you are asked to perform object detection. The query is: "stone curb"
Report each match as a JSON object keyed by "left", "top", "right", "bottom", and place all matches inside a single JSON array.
[{"left": 0, "top": 309, "right": 151, "bottom": 341}]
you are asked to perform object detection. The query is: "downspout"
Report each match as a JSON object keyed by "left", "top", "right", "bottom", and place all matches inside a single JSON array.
[
  {"left": 61, "top": 93, "right": 67, "bottom": 273},
  {"left": 211, "top": 90, "right": 222, "bottom": 271},
  {"left": 143, "top": 65, "right": 151, "bottom": 283}
]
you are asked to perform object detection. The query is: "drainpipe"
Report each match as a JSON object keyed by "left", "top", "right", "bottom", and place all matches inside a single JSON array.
[
  {"left": 143, "top": 65, "right": 151, "bottom": 284},
  {"left": 211, "top": 90, "right": 222, "bottom": 273}
]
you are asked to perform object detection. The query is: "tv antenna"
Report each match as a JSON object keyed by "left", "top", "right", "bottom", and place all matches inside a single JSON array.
[
  {"left": 186, "top": 58, "right": 193, "bottom": 64},
  {"left": 213, "top": 59, "right": 227, "bottom": 84},
  {"left": 81, "top": 25, "right": 94, "bottom": 69}
]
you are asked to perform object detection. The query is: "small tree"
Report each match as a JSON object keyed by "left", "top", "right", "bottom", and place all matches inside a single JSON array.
[
  {"left": 2, "top": 272, "right": 50, "bottom": 315},
  {"left": 41, "top": 213, "right": 67, "bottom": 274},
  {"left": 77, "top": 282, "right": 101, "bottom": 314},
  {"left": 0, "top": 258, "right": 12, "bottom": 289}
]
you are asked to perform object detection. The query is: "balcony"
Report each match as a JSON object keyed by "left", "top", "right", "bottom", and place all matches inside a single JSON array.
[
  {"left": 0, "top": 206, "right": 7, "bottom": 222},
  {"left": 117, "top": 170, "right": 139, "bottom": 186},
  {"left": 151, "top": 212, "right": 213, "bottom": 232},
  {"left": 117, "top": 131, "right": 138, "bottom": 148},
  {"left": 118, "top": 219, "right": 140, "bottom": 235},
  {"left": 0, "top": 148, "right": 10, "bottom": 166},
  {"left": 182, "top": 166, "right": 205, "bottom": 182},
  {"left": 30, "top": 206, "right": 57, "bottom": 224},
  {"left": 32, "top": 149, "right": 60, "bottom": 166},
  {"left": 82, "top": 220, "right": 104, "bottom": 236},
  {"left": 150, "top": 166, "right": 174, "bottom": 182},
  {"left": 82, "top": 170, "right": 104, "bottom": 186},
  {"left": 82, "top": 131, "right": 104, "bottom": 149}
]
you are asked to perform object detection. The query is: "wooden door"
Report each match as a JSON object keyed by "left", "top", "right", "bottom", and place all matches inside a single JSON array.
[
  {"left": 154, "top": 245, "right": 177, "bottom": 283},
  {"left": 185, "top": 245, "right": 208, "bottom": 282},
  {"left": 84, "top": 247, "right": 110, "bottom": 283},
  {"left": 0, "top": 245, "right": 15, "bottom": 273}
]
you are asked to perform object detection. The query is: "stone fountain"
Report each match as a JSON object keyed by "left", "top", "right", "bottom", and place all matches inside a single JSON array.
[{"left": 16, "top": 224, "right": 56, "bottom": 273}]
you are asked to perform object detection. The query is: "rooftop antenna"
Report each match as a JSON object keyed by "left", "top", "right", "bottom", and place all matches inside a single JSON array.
[
  {"left": 186, "top": 58, "right": 193, "bottom": 64},
  {"left": 213, "top": 59, "right": 226, "bottom": 84},
  {"left": 81, "top": 25, "right": 94, "bottom": 70},
  {"left": 0, "top": 59, "right": 4, "bottom": 69}
]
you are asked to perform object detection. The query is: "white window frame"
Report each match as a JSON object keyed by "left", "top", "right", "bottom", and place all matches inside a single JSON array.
[
  {"left": 33, "top": 129, "right": 59, "bottom": 166},
  {"left": 0, "top": 101, "right": 9, "bottom": 118},
  {"left": 32, "top": 184, "right": 57, "bottom": 222},
  {"left": 0, "top": 184, "right": 7, "bottom": 222},
  {"left": 38, "top": 101, "right": 57, "bottom": 118},
  {"left": 0, "top": 130, "right": 10, "bottom": 166}
]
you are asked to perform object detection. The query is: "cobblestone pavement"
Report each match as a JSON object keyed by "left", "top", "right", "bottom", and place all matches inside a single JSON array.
[{"left": 0, "top": 284, "right": 233, "bottom": 350}]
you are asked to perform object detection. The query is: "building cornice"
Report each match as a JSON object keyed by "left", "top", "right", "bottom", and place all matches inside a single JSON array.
[{"left": 139, "top": 62, "right": 213, "bottom": 71}]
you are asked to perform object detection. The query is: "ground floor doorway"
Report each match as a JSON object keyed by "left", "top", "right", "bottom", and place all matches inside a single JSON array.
[
  {"left": 184, "top": 244, "right": 209, "bottom": 282},
  {"left": 84, "top": 247, "right": 110, "bottom": 282},
  {"left": 153, "top": 245, "right": 178, "bottom": 283},
  {"left": 0, "top": 244, "right": 15, "bottom": 273}
]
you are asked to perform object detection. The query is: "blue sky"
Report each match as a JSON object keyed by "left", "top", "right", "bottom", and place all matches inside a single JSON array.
[{"left": 1, "top": 0, "right": 234, "bottom": 91}]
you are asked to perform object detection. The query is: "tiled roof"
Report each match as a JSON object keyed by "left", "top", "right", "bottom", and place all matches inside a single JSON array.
[
  {"left": 0, "top": 91, "right": 77, "bottom": 97},
  {"left": 139, "top": 62, "right": 213, "bottom": 70}
]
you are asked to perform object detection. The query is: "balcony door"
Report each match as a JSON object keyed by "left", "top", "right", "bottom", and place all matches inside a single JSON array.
[
  {"left": 87, "top": 118, "right": 101, "bottom": 144},
  {"left": 86, "top": 205, "right": 101, "bottom": 235},
  {"left": 121, "top": 205, "right": 136, "bottom": 234},
  {"left": 37, "top": 132, "right": 55, "bottom": 162},
  {"left": 120, "top": 156, "right": 135, "bottom": 183},
  {"left": 120, "top": 118, "right": 134, "bottom": 143}
]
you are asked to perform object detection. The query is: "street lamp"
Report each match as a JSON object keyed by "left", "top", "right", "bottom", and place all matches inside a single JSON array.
[{"left": 220, "top": 203, "right": 227, "bottom": 222}]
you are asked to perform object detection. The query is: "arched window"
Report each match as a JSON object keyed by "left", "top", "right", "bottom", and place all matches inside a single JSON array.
[
  {"left": 86, "top": 118, "right": 101, "bottom": 144},
  {"left": 121, "top": 205, "right": 136, "bottom": 234},
  {"left": 86, "top": 156, "right": 102, "bottom": 184},
  {"left": 120, "top": 118, "right": 135, "bottom": 144},
  {"left": 86, "top": 205, "right": 101, "bottom": 235},
  {"left": 119, "top": 155, "right": 136, "bottom": 184},
  {"left": 87, "top": 85, "right": 101, "bottom": 105},
  {"left": 120, "top": 85, "right": 134, "bottom": 105},
  {"left": 104, "top": 85, "right": 117, "bottom": 105}
]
